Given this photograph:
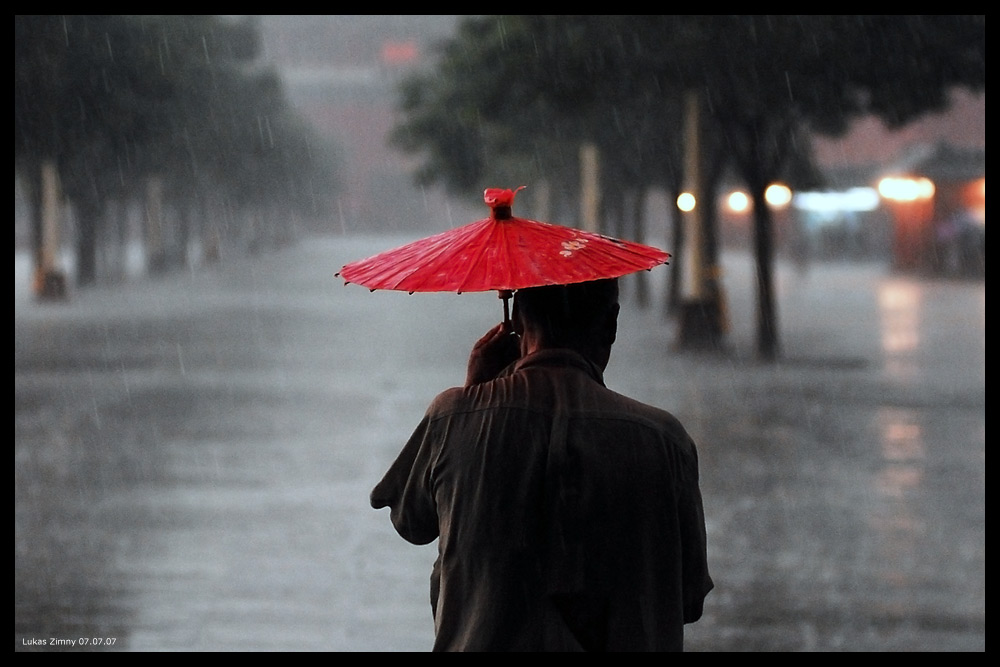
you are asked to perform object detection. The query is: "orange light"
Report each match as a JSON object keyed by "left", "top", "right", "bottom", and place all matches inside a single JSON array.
[
  {"left": 765, "top": 183, "right": 792, "bottom": 209},
  {"left": 727, "top": 191, "right": 750, "bottom": 213},
  {"left": 878, "top": 177, "right": 936, "bottom": 202}
]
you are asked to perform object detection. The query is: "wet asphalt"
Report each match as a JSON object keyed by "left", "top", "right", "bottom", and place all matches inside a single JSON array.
[{"left": 14, "top": 235, "right": 985, "bottom": 652}]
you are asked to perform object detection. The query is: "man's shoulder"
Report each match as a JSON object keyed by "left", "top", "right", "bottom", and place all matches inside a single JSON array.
[
  {"left": 429, "top": 385, "right": 467, "bottom": 406},
  {"left": 598, "top": 386, "right": 690, "bottom": 437},
  {"left": 425, "top": 384, "right": 498, "bottom": 417}
]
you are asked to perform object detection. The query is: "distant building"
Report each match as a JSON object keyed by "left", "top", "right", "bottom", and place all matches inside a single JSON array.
[
  {"left": 805, "top": 88, "right": 985, "bottom": 272},
  {"left": 789, "top": 163, "right": 892, "bottom": 263},
  {"left": 258, "top": 16, "right": 473, "bottom": 233},
  {"left": 877, "top": 142, "right": 985, "bottom": 277}
]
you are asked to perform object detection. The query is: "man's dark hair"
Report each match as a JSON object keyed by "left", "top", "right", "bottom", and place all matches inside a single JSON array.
[{"left": 513, "top": 279, "right": 619, "bottom": 349}]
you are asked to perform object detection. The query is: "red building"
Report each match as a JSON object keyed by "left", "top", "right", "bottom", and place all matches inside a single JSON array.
[{"left": 878, "top": 142, "right": 985, "bottom": 276}]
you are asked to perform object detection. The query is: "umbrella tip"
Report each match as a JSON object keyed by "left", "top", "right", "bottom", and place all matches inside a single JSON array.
[
  {"left": 485, "top": 186, "right": 526, "bottom": 220},
  {"left": 484, "top": 186, "right": 526, "bottom": 211}
]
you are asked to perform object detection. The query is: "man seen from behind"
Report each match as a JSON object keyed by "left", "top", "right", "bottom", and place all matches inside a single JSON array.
[{"left": 371, "top": 278, "right": 713, "bottom": 651}]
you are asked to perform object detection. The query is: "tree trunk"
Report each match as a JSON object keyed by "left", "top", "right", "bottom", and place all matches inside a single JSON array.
[
  {"left": 145, "top": 176, "right": 167, "bottom": 274},
  {"left": 628, "top": 189, "right": 650, "bottom": 309},
  {"left": 665, "top": 185, "right": 683, "bottom": 317},
  {"left": 579, "top": 143, "right": 600, "bottom": 233},
  {"left": 751, "top": 188, "right": 780, "bottom": 361},
  {"left": 110, "top": 198, "right": 130, "bottom": 281},
  {"left": 74, "top": 192, "right": 101, "bottom": 286},
  {"left": 34, "top": 160, "right": 69, "bottom": 300},
  {"left": 676, "top": 92, "right": 725, "bottom": 350},
  {"left": 26, "top": 162, "right": 44, "bottom": 280},
  {"left": 176, "top": 203, "right": 192, "bottom": 269}
]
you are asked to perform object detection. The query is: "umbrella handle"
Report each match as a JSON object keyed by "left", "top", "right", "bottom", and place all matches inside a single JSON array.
[{"left": 498, "top": 289, "right": 513, "bottom": 325}]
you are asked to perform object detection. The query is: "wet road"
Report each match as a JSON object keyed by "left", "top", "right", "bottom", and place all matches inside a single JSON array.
[{"left": 15, "top": 236, "right": 985, "bottom": 651}]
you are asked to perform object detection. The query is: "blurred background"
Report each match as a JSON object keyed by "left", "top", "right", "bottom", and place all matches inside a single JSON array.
[
  {"left": 15, "top": 16, "right": 985, "bottom": 305},
  {"left": 15, "top": 16, "right": 984, "bottom": 652}
]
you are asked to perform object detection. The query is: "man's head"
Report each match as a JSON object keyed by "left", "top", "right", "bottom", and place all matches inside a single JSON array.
[{"left": 512, "top": 278, "right": 620, "bottom": 370}]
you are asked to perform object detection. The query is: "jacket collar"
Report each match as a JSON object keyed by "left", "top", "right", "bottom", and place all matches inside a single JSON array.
[{"left": 503, "top": 348, "right": 606, "bottom": 387}]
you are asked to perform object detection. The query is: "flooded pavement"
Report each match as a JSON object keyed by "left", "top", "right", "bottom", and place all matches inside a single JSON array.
[{"left": 15, "top": 236, "right": 985, "bottom": 651}]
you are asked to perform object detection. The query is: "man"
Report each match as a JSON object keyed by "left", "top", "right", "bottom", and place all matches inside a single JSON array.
[{"left": 371, "top": 278, "right": 713, "bottom": 651}]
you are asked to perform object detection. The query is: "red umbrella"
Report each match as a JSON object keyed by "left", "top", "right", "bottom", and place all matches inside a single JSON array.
[{"left": 337, "top": 186, "right": 670, "bottom": 320}]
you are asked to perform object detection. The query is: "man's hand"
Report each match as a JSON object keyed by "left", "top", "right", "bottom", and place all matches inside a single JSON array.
[{"left": 465, "top": 321, "right": 520, "bottom": 386}]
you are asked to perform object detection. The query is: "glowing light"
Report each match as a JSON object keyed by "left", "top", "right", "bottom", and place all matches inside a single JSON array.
[
  {"left": 677, "top": 192, "right": 696, "bottom": 212},
  {"left": 792, "top": 187, "right": 881, "bottom": 213},
  {"left": 765, "top": 183, "right": 792, "bottom": 208},
  {"left": 877, "top": 177, "right": 936, "bottom": 202},
  {"left": 727, "top": 191, "right": 750, "bottom": 213},
  {"left": 969, "top": 177, "right": 987, "bottom": 226}
]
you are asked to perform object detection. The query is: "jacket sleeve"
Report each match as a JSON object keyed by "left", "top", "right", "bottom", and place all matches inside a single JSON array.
[
  {"left": 370, "top": 413, "right": 440, "bottom": 545},
  {"left": 679, "top": 439, "right": 714, "bottom": 623}
]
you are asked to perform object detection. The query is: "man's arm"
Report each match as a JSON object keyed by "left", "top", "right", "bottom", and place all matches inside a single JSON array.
[
  {"left": 679, "top": 443, "right": 714, "bottom": 623},
  {"left": 371, "top": 415, "right": 441, "bottom": 545}
]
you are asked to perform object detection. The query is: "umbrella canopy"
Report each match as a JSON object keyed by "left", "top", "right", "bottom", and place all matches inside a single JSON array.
[{"left": 337, "top": 187, "right": 670, "bottom": 298}]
